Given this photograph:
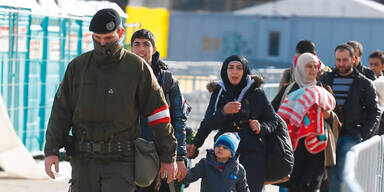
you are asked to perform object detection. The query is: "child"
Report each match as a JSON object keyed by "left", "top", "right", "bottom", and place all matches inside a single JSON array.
[{"left": 183, "top": 132, "right": 249, "bottom": 192}]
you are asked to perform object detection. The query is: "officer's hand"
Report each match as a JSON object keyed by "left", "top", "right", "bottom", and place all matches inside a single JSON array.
[
  {"left": 176, "top": 161, "right": 187, "bottom": 182},
  {"left": 161, "top": 162, "right": 178, "bottom": 184},
  {"left": 44, "top": 155, "right": 59, "bottom": 179},
  {"left": 186, "top": 144, "right": 197, "bottom": 158}
]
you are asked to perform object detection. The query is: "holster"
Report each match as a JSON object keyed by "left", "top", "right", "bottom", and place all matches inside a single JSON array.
[{"left": 65, "top": 135, "right": 76, "bottom": 157}]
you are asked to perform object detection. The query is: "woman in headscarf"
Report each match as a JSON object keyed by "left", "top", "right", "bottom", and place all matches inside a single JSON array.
[
  {"left": 274, "top": 53, "right": 339, "bottom": 192},
  {"left": 202, "top": 54, "right": 279, "bottom": 192}
]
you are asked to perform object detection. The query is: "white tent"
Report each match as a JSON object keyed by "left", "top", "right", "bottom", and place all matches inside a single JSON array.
[
  {"left": 0, "top": 0, "right": 63, "bottom": 16},
  {"left": 0, "top": 0, "right": 43, "bottom": 11},
  {"left": 38, "top": 0, "right": 68, "bottom": 15},
  {"left": 57, "top": 0, "right": 127, "bottom": 18},
  {"left": 0, "top": 95, "right": 47, "bottom": 179},
  {"left": 0, "top": 0, "right": 24, "bottom": 8},
  {"left": 234, "top": 0, "right": 384, "bottom": 18},
  {"left": 0, "top": 0, "right": 127, "bottom": 19}
]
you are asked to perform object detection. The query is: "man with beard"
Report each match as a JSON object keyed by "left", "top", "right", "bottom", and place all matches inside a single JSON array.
[
  {"left": 320, "top": 43, "right": 380, "bottom": 192},
  {"left": 44, "top": 9, "right": 177, "bottom": 192}
]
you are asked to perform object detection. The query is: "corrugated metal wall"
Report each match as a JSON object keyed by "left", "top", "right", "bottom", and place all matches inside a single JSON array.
[
  {"left": 167, "top": 12, "right": 384, "bottom": 69},
  {"left": 291, "top": 17, "right": 384, "bottom": 67},
  {"left": 168, "top": 13, "right": 259, "bottom": 64}
]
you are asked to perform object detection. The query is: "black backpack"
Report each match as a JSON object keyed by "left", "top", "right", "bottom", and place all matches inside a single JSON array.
[
  {"left": 160, "top": 70, "right": 192, "bottom": 117},
  {"left": 212, "top": 85, "right": 294, "bottom": 182},
  {"left": 265, "top": 114, "right": 294, "bottom": 182},
  {"left": 160, "top": 70, "right": 174, "bottom": 105}
]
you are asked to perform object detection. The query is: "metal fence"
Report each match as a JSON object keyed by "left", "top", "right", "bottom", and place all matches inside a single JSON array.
[
  {"left": 343, "top": 135, "right": 384, "bottom": 192},
  {"left": 0, "top": 7, "right": 282, "bottom": 153},
  {"left": 0, "top": 7, "right": 95, "bottom": 153},
  {"left": 167, "top": 61, "right": 220, "bottom": 129}
]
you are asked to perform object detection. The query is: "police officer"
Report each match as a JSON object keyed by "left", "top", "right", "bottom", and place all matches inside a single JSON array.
[{"left": 44, "top": 8, "right": 177, "bottom": 192}]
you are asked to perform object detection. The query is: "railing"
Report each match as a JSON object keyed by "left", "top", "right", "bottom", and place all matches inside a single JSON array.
[
  {"left": 0, "top": 7, "right": 124, "bottom": 153},
  {"left": 343, "top": 135, "right": 384, "bottom": 192}
]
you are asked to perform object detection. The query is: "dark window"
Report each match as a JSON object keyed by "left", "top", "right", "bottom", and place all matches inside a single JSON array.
[{"left": 268, "top": 31, "right": 280, "bottom": 56}]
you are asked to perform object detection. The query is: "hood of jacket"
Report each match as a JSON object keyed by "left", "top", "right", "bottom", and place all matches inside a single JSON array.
[
  {"left": 218, "top": 75, "right": 254, "bottom": 103},
  {"left": 151, "top": 51, "right": 168, "bottom": 76}
]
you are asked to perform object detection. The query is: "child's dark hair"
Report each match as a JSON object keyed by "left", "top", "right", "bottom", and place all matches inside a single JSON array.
[
  {"left": 296, "top": 40, "right": 315, "bottom": 54},
  {"left": 369, "top": 50, "right": 384, "bottom": 64},
  {"left": 346, "top": 40, "right": 363, "bottom": 56}
]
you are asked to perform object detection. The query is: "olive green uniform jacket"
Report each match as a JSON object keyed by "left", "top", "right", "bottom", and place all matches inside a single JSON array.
[{"left": 44, "top": 45, "right": 177, "bottom": 163}]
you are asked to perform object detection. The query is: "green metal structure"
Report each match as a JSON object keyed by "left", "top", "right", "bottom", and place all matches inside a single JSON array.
[{"left": 0, "top": 4, "right": 125, "bottom": 153}]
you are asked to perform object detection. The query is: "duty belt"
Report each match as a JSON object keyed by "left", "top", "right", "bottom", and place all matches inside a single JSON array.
[{"left": 76, "top": 141, "right": 133, "bottom": 154}]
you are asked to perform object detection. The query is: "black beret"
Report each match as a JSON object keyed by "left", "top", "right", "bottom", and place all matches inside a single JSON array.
[{"left": 89, "top": 8, "right": 121, "bottom": 34}]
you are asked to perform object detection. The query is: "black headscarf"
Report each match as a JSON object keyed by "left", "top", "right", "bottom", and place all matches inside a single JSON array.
[{"left": 220, "top": 55, "right": 251, "bottom": 100}]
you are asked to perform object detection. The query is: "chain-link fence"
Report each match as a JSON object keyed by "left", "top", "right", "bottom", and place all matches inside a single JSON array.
[
  {"left": 0, "top": 5, "right": 282, "bottom": 153},
  {"left": 167, "top": 61, "right": 221, "bottom": 129},
  {"left": 0, "top": 6, "right": 99, "bottom": 153}
]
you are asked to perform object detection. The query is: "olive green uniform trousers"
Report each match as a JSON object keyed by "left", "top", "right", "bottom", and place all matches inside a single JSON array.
[{"left": 69, "top": 158, "right": 135, "bottom": 192}]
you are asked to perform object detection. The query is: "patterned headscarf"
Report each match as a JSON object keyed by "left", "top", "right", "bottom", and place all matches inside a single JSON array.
[{"left": 294, "top": 53, "right": 319, "bottom": 88}]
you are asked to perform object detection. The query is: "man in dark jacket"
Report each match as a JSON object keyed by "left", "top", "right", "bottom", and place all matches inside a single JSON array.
[
  {"left": 131, "top": 29, "right": 187, "bottom": 192},
  {"left": 44, "top": 9, "right": 177, "bottom": 192},
  {"left": 320, "top": 43, "right": 381, "bottom": 192},
  {"left": 346, "top": 40, "right": 376, "bottom": 81}
]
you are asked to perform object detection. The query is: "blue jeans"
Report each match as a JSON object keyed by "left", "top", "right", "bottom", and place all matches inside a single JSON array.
[{"left": 327, "top": 135, "right": 359, "bottom": 192}]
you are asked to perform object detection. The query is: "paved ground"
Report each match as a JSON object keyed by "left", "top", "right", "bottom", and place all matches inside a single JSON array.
[
  {"left": 0, "top": 132, "right": 278, "bottom": 192},
  {"left": 0, "top": 178, "right": 69, "bottom": 192}
]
